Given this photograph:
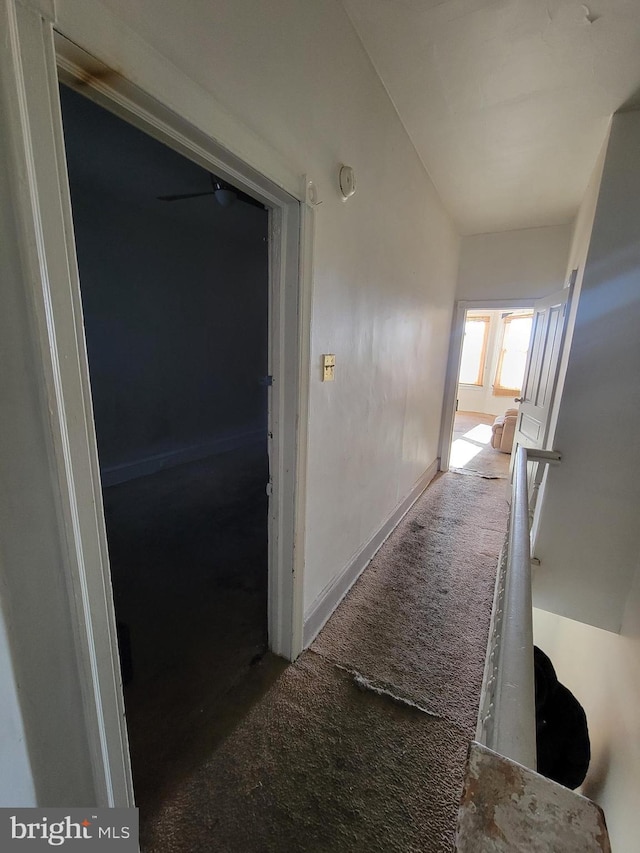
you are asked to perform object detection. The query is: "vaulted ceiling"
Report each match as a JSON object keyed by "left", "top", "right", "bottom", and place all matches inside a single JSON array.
[{"left": 343, "top": 0, "right": 640, "bottom": 234}]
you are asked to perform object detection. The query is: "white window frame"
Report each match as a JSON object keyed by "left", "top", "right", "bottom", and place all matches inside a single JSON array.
[
  {"left": 459, "top": 314, "right": 490, "bottom": 387},
  {"left": 492, "top": 312, "right": 534, "bottom": 397}
]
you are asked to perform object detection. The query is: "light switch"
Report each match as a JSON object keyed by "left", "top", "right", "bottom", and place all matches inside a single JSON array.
[{"left": 322, "top": 354, "right": 335, "bottom": 382}]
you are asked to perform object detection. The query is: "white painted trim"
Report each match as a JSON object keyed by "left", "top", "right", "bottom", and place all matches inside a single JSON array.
[
  {"left": 2, "top": 0, "right": 132, "bottom": 806},
  {"left": 288, "top": 201, "right": 315, "bottom": 660},
  {"left": 302, "top": 459, "right": 440, "bottom": 648},
  {"left": 264, "top": 199, "right": 305, "bottom": 662},
  {"left": 439, "top": 302, "right": 467, "bottom": 472},
  {"left": 101, "top": 430, "right": 266, "bottom": 488},
  {"left": 1, "top": 7, "right": 310, "bottom": 805},
  {"left": 457, "top": 299, "right": 538, "bottom": 311},
  {"left": 17, "top": 0, "right": 55, "bottom": 22},
  {"left": 54, "top": 0, "right": 300, "bottom": 201}
]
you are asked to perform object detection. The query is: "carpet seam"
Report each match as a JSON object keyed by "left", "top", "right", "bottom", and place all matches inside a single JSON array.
[{"left": 306, "top": 648, "right": 477, "bottom": 737}]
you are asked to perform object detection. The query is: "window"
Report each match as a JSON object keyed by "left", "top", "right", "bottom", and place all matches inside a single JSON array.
[
  {"left": 493, "top": 312, "right": 533, "bottom": 396},
  {"left": 459, "top": 315, "right": 490, "bottom": 386}
]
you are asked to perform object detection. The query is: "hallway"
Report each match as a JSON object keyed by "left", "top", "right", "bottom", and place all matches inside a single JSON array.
[{"left": 139, "top": 469, "right": 510, "bottom": 852}]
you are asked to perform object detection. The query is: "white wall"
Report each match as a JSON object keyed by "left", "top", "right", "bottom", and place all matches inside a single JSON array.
[
  {"left": 544, "top": 131, "right": 610, "bottom": 448},
  {"left": 533, "top": 552, "right": 640, "bottom": 853},
  {"left": 534, "top": 110, "right": 640, "bottom": 632},
  {"left": 55, "top": 0, "right": 460, "bottom": 616},
  {"left": 457, "top": 225, "right": 571, "bottom": 302},
  {"left": 0, "top": 0, "right": 461, "bottom": 805},
  {"left": 0, "top": 605, "right": 36, "bottom": 807},
  {"left": 531, "top": 114, "right": 640, "bottom": 853}
]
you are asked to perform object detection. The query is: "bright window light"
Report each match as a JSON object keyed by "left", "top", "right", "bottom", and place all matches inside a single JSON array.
[
  {"left": 464, "top": 424, "right": 492, "bottom": 445},
  {"left": 450, "top": 438, "right": 483, "bottom": 468},
  {"left": 459, "top": 316, "right": 490, "bottom": 385},
  {"left": 494, "top": 313, "right": 533, "bottom": 395}
]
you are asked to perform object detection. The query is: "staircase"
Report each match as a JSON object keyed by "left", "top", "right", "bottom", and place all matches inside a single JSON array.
[{"left": 456, "top": 447, "right": 611, "bottom": 851}]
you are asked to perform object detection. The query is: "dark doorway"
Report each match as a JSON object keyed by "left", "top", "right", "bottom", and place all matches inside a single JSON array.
[{"left": 59, "top": 84, "right": 270, "bottom": 814}]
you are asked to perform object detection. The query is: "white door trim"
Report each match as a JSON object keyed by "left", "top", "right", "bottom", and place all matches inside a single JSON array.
[
  {"left": 439, "top": 299, "right": 536, "bottom": 472},
  {"left": 1, "top": 0, "right": 310, "bottom": 806}
]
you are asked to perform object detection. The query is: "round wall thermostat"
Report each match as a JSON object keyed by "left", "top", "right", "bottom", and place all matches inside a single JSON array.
[{"left": 339, "top": 165, "right": 356, "bottom": 200}]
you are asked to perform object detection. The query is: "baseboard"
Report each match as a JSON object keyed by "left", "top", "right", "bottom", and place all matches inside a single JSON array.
[
  {"left": 101, "top": 428, "right": 265, "bottom": 487},
  {"left": 302, "top": 458, "right": 440, "bottom": 648}
]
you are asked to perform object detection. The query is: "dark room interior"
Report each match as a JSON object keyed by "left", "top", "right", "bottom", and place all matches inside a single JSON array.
[{"left": 59, "top": 83, "right": 273, "bottom": 818}]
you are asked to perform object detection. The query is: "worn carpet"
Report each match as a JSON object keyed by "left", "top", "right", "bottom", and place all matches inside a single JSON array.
[
  {"left": 141, "top": 470, "right": 509, "bottom": 853},
  {"left": 312, "top": 472, "right": 509, "bottom": 731}
]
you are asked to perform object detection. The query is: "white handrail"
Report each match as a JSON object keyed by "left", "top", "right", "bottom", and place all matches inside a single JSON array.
[{"left": 476, "top": 445, "right": 561, "bottom": 769}]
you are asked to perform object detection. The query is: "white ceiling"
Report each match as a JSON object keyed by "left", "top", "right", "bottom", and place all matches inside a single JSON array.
[{"left": 343, "top": 0, "right": 640, "bottom": 234}]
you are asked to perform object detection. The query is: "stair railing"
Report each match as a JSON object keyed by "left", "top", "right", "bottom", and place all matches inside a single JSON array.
[
  {"left": 475, "top": 444, "right": 561, "bottom": 769},
  {"left": 462, "top": 445, "right": 611, "bottom": 852}
]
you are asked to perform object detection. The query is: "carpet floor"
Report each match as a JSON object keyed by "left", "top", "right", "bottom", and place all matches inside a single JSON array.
[
  {"left": 140, "top": 469, "right": 509, "bottom": 853},
  {"left": 450, "top": 411, "right": 511, "bottom": 479},
  {"left": 103, "top": 444, "right": 270, "bottom": 813}
]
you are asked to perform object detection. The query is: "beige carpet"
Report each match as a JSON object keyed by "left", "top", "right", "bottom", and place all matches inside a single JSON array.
[
  {"left": 450, "top": 411, "right": 511, "bottom": 479},
  {"left": 141, "top": 471, "right": 509, "bottom": 852},
  {"left": 312, "top": 472, "right": 509, "bottom": 730}
]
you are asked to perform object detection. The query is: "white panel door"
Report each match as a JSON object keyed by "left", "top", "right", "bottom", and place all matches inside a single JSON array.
[{"left": 510, "top": 286, "right": 572, "bottom": 486}]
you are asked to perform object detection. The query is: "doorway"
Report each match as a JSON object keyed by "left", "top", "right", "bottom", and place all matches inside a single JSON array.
[
  {"left": 1, "top": 12, "right": 308, "bottom": 808},
  {"left": 442, "top": 304, "right": 534, "bottom": 478},
  {"left": 59, "top": 83, "right": 272, "bottom": 809}
]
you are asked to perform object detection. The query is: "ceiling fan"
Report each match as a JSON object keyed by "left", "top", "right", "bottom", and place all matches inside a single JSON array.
[{"left": 157, "top": 173, "right": 265, "bottom": 209}]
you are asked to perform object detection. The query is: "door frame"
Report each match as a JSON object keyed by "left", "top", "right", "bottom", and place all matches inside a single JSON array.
[
  {"left": 1, "top": 0, "right": 311, "bottom": 807},
  {"left": 439, "top": 299, "right": 535, "bottom": 472}
]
